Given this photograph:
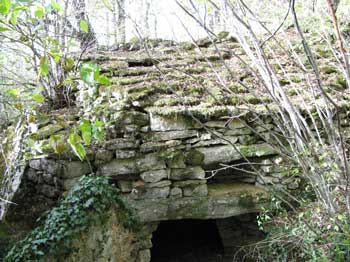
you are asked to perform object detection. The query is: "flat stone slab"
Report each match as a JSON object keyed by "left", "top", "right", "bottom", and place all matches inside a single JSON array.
[
  {"left": 121, "top": 183, "right": 268, "bottom": 222},
  {"left": 197, "top": 143, "right": 277, "bottom": 165}
]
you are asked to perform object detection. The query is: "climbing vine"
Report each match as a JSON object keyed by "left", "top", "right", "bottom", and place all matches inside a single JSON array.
[{"left": 5, "top": 176, "right": 139, "bottom": 262}]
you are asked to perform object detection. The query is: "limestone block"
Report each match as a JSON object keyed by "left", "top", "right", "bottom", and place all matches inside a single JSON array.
[
  {"left": 165, "top": 152, "right": 186, "bottom": 168},
  {"left": 137, "top": 153, "right": 166, "bottom": 172},
  {"left": 192, "top": 136, "right": 238, "bottom": 147},
  {"left": 185, "top": 149, "right": 205, "bottom": 165},
  {"left": 60, "top": 161, "right": 91, "bottom": 179},
  {"left": 116, "top": 150, "right": 137, "bottom": 159},
  {"left": 140, "top": 140, "right": 182, "bottom": 152},
  {"left": 104, "top": 138, "right": 139, "bottom": 150},
  {"left": 170, "top": 166, "right": 205, "bottom": 180},
  {"left": 238, "top": 135, "right": 259, "bottom": 145},
  {"left": 170, "top": 187, "right": 183, "bottom": 197},
  {"left": 123, "top": 111, "right": 149, "bottom": 126},
  {"left": 149, "top": 113, "right": 196, "bottom": 131},
  {"left": 138, "top": 187, "right": 170, "bottom": 199},
  {"left": 38, "top": 159, "right": 91, "bottom": 179},
  {"left": 198, "top": 143, "right": 276, "bottom": 165},
  {"left": 145, "top": 180, "right": 172, "bottom": 188},
  {"left": 140, "top": 169, "right": 168, "bottom": 183},
  {"left": 98, "top": 159, "right": 138, "bottom": 176},
  {"left": 183, "top": 184, "right": 208, "bottom": 197},
  {"left": 144, "top": 130, "right": 198, "bottom": 141},
  {"left": 29, "top": 159, "right": 42, "bottom": 170},
  {"left": 95, "top": 150, "right": 114, "bottom": 165}
]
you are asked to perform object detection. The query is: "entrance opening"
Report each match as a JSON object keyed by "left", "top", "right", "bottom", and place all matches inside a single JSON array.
[{"left": 151, "top": 219, "right": 224, "bottom": 262}]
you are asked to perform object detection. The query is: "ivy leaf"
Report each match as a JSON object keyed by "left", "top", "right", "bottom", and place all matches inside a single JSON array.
[
  {"left": 79, "top": 119, "right": 92, "bottom": 146},
  {"left": 68, "top": 133, "right": 86, "bottom": 161},
  {"left": 32, "top": 93, "right": 45, "bottom": 103},
  {"left": 79, "top": 19, "right": 89, "bottom": 33},
  {"left": 0, "top": 0, "right": 11, "bottom": 15}
]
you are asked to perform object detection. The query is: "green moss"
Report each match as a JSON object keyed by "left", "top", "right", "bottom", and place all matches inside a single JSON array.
[
  {"left": 185, "top": 149, "right": 205, "bottom": 165},
  {"left": 321, "top": 65, "right": 338, "bottom": 74},
  {"left": 229, "top": 84, "right": 248, "bottom": 93},
  {"left": 290, "top": 75, "right": 302, "bottom": 83},
  {"left": 184, "top": 67, "right": 207, "bottom": 74},
  {"left": 179, "top": 42, "right": 195, "bottom": 51},
  {"left": 243, "top": 95, "right": 261, "bottom": 105}
]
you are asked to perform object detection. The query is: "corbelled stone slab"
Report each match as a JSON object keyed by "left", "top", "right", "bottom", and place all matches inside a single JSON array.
[
  {"left": 149, "top": 113, "right": 198, "bottom": 131},
  {"left": 144, "top": 130, "right": 199, "bottom": 141},
  {"left": 197, "top": 143, "right": 276, "bottom": 165},
  {"left": 121, "top": 183, "right": 268, "bottom": 222}
]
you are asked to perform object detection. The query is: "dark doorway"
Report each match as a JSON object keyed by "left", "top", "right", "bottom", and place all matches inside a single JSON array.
[{"left": 151, "top": 219, "right": 224, "bottom": 262}]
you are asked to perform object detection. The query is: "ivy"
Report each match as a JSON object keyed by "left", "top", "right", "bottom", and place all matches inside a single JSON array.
[{"left": 5, "top": 176, "right": 138, "bottom": 262}]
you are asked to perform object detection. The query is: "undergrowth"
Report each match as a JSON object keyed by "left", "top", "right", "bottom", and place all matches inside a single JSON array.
[{"left": 5, "top": 175, "right": 138, "bottom": 262}]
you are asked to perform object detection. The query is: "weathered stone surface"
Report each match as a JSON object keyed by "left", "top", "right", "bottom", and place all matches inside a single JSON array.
[
  {"left": 170, "top": 187, "right": 182, "bottom": 197},
  {"left": 198, "top": 143, "right": 276, "bottom": 165},
  {"left": 122, "top": 183, "right": 268, "bottom": 222},
  {"left": 95, "top": 150, "right": 114, "bottom": 165},
  {"left": 116, "top": 150, "right": 137, "bottom": 159},
  {"left": 33, "top": 159, "right": 91, "bottom": 179},
  {"left": 185, "top": 149, "right": 205, "bottom": 165},
  {"left": 183, "top": 184, "right": 208, "bottom": 197},
  {"left": 140, "top": 140, "right": 182, "bottom": 152},
  {"left": 145, "top": 180, "right": 171, "bottom": 188},
  {"left": 34, "top": 124, "right": 64, "bottom": 139},
  {"left": 144, "top": 130, "right": 199, "bottom": 141},
  {"left": 98, "top": 159, "right": 138, "bottom": 176},
  {"left": 63, "top": 210, "right": 136, "bottom": 262},
  {"left": 192, "top": 136, "right": 239, "bottom": 147},
  {"left": 29, "top": 159, "right": 41, "bottom": 170},
  {"left": 60, "top": 161, "right": 91, "bottom": 178},
  {"left": 138, "top": 187, "right": 170, "bottom": 199},
  {"left": 223, "top": 128, "right": 253, "bottom": 136},
  {"left": 149, "top": 113, "right": 196, "bottom": 131},
  {"left": 123, "top": 111, "right": 149, "bottom": 126},
  {"left": 170, "top": 166, "right": 205, "bottom": 180},
  {"left": 136, "top": 153, "right": 166, "bottom": 172},
  {"left": 104, "top": 138, "right": 139, "bottom": 150},
  {"left": 140, "top": 169, "right": 168, "bottom": 183},
  {"left": 165, "top": 152, "right": 186, "bottom": 168}
]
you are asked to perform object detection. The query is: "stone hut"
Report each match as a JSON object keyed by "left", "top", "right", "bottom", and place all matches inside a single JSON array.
[{"left": 2, "top": 34, "right": 349, "bottom": 262}]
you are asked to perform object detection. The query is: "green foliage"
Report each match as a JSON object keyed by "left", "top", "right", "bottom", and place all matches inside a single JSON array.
[
  {"left": 67, "top": 119, "right": 106, "bottom": 160},
  {"left": 5, "top": 176, "right": 138, "bottom": 262}
]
